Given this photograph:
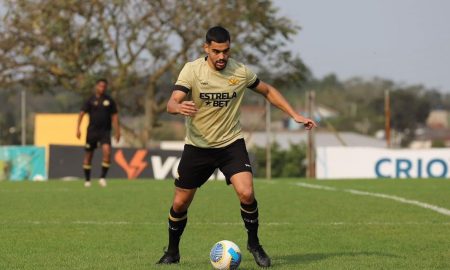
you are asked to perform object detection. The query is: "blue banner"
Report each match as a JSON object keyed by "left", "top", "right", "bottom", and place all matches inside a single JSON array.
[{"left": 0, "top": 146, "right": 47, "bottom": 181}]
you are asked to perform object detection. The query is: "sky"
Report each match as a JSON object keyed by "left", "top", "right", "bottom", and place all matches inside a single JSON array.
[{"left": 273, "top": 0, "right": 450, "bottom": 92}]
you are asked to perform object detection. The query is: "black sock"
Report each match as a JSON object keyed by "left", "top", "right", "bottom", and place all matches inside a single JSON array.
[
  {"left": 83, "top": 164, "right": 91, "bottom": 181},
  {"left": 101, "top": 162, "right": 110, "bottom": 178},
  {"left": 167, "top": 207, "right": 187, "bottom": 254},
  {"left": 241, "top": 200, "right": 260, "bottom": 248}
]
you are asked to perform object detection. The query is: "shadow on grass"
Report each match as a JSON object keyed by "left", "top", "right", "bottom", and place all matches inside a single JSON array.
[{"left": 278, "top": 251, "right": 401, "bottom": 266}]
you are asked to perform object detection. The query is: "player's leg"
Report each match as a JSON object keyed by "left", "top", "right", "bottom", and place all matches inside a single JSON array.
[
  {"left": 157, "top": 187, "right": 198, "bottom": 265},
  {"left": 230, "top": 172, "right": 271, "bottom": 267},
  {"left": 220, "top": 139, "right": 271, "bottom": 267},
  {"left": 157, "top": 187, "right": 197, "bottom": 264},
  {"left": 99, "top": 132, "right": 112, "bottom": 187},
  {"left": 99, "top": 143, "right": 111, "bottom": 187},
  {"left": 229, "top": 172, "right": 258, "bottom": 242},
  {"left": 157, "top": 144, "right": 215, "bottom": 264},
  {"left": 83, "top": 132, "right": 97, "bottom": 187},
  {"left": 82, "top": 150, "right": 94, "bottom": 187}
]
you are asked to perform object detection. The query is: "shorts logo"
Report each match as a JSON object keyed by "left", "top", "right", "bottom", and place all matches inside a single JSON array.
[
  {"left": 103, "top": 100, "right": 110, "bottom": 106},
  {"left": 245, "top": 164, "right": 251, "bottom": 168},
  {"left": 228, "top": 77, "right": 240, "bottom": 86},
  {"left": 85, "top": 144, "right": 91, "bottom": 149}
]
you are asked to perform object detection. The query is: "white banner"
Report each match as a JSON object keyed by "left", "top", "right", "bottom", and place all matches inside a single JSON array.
[{"left": 316, "top": 147, "right": 450, "bottom": 179}]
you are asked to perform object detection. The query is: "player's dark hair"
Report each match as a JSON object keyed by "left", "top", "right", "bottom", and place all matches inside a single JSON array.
[
  {"left": 96, "top": 78, "right": 108, "bottom": 84},
  {"left": 206, "top": 26, "right": 230, "bottom": 44}
]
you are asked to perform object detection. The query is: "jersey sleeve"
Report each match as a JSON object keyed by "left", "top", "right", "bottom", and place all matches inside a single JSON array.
[
  {"left": 173, "top": 63, "right": 193, "bottom": 93},
  {"left": 110, "top": 98, "right": 118, "bottom": 114},
  {"left": 245, "top": 66, "right": 260, "bottom": 89},
  {"left": 81, "top": 99, "right": 91, "bottom": 113}
]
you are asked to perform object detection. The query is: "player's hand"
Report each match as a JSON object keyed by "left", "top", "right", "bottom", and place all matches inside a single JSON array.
[
  {"left": 303, "top": 118, "right": 317, "bottom": 130},
  {"left": 76, "top": 129, "right": 81, "bottom": 139},
  {"left": 178, "top": 101, "right": 198, "bottom": 117},
  {"left": 294, "top": 116, "right": 317, "bottom": 130}
]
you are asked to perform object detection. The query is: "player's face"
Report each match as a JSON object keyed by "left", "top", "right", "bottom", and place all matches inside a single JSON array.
[
  {"left": 95, "top": 81, "right": 107, "bottom": 95},
  {"left": 204, "top": 41, "right": 230, "bottom": 71}
]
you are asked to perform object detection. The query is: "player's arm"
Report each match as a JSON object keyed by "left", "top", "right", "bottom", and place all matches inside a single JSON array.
[
  {"left": 112, "top": 113, "right": 120, "bottom": 142},
  {"left": 253, "top": 80, "right": 317, "bottom": 130},
  {"left": 167, "top": 90, "right": 198, "bottom": 117},
  {"left": 76, "top": 111, "right": 86, "bottom": 139}
]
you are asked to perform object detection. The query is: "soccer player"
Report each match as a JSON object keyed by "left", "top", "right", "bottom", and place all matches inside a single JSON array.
[
  {"left": 157, "top": 26, "right": 316, "bottom": 267},
  {"left": 76, "top": 78, "right": 120, "bottom": 187}
]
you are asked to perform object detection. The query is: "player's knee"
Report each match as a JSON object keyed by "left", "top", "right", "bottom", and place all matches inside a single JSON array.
[
  {"left": 84, "top": 155, "right": 93, "bottom": 164},
  {"left": 172, "top": 199, "right": 189, "bottom": 213},
  {"left": 238, "top": 190, "right": 254, "bottom": 205}
]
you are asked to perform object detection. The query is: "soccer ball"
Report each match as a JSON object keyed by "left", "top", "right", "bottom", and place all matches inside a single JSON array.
[{"left": 210, "top": 240, "right": 242, "bottom": 270}]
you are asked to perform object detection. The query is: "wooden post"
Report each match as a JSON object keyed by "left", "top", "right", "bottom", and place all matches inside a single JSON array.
[
  {"left": 21, "top": 89, "right": 26, "bottom": 145},
  {"left": 265, "top": 99, "right": 271, "bottom": 180},
  {"left": 307, "top": 91, "right": 316, "bottom": 178},
  {"left": 385, "top": 90, "right": 391, "bottom": 148}
]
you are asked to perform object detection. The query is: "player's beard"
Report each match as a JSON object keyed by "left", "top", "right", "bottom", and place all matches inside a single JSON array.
[{"left": 215, "top": 59, "right": 227, "bottom": 70}]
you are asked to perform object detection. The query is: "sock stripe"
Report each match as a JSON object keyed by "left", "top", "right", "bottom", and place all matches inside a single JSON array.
[
  {"left": 169, "top": 213, "right": 188, "bottom": 222},
  {"left": 102, "top": 162, "right": 110, "bottom": 167},
  {"left": 240, "top": 207, "right": 258, "bottom": 214},
  {"left": 83, "top": 165, "right": 92, "bottom": 169}
]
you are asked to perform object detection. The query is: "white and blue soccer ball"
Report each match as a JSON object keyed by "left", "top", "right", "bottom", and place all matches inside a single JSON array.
[{"left": 210, "top": 240, "right": 242, "bottom": 270}]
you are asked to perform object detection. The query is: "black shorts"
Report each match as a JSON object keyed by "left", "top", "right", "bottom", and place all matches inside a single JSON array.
[
  {"left": 175, "top": 138, "right": 253, "bottom": 189},
  {"left": 85, "top": 130, "right": 111, "bottom": 151}
]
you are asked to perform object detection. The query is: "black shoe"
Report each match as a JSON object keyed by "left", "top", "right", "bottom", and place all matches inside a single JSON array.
[
  {"left": 248, "top": 244, "right": 271, "bottom": 267},
  {"left": 156, "top": 250, "right": 180, "bottom": 264}
]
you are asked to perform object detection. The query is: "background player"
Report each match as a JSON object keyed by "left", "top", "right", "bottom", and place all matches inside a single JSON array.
[{"left": 76, "top": 79, "right": 120, "bottom": 187}]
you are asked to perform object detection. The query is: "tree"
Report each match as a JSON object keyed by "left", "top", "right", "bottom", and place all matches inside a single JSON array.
[
  {"left": 0, "top": 0, "right": 300, "bottom": 146},
  {"left": 389, "top": 88, "right": 431, "bottom": 146},
  {"left": 0, "top": 89, "right": 21, "bottom": 145},
  {"left": 307, "top": 75, "right": 435, "bottom": 146}
]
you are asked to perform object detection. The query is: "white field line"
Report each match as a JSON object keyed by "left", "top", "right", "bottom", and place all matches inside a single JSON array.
[
  {"left": 72, "top": 221, "right": 291, "bottom": 226},
  {"left": 295, "top": 182, "right": 338, "bottom": 191},
  {"left": 320, "top": 221, "right": 450, "bottom": 226},
  {"left": 0, "top": 188, "right": 71, "bottom": 193},
  {"left": 75, "top": 221, "right": 290, "bottom": 226},
  {"left": 296, "top": 182, "right": 450, "bottom": 217},
  {"left": 0, "top": 220, "right": 449, "bottom": 226},
  {"left": 0, "top": 221, "right": 291, "bottom": 226}
]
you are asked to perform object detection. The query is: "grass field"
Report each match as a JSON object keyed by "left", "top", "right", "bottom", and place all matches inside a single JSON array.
[{"left": 1, "top": 178, "right": 449, "bottom": 270}]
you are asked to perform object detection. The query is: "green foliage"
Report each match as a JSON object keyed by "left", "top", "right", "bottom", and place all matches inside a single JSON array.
[
  {"left": 0, "top": 0, "right": 300, "bottom": 146},
  {"left": 302, "top": 75, "right": 446, "bottom": 146},
  {"left": 0, "top": 89, "right": 21, "bottom": 145},
  {"left": 431, "top": 140, "right": 446, "bottom": 148},
  {"left": 252, "top": 142, "right": 307, "bottom": 177}
]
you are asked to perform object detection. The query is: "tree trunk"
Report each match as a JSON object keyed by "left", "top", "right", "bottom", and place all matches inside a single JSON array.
[{"left": 143, "top": 82, "right": 156, "bottom": 147}]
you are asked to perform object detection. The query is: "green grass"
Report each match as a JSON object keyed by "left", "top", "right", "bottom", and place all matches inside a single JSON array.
[{"left": 0, "top": 179, "right": 449, "bottom": 270}]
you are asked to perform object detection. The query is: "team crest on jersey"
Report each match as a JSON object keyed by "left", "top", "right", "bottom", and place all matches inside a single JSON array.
[
  {"left": 103, "top": 100, "right": 110, "bottom": 106},
  {"left": 228, "top": 77, "right": 240, "bottom": 86}
]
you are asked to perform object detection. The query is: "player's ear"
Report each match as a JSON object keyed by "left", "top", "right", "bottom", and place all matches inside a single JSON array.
[{"left": 203, "top": 43, "right": 209, "bottom": 54}]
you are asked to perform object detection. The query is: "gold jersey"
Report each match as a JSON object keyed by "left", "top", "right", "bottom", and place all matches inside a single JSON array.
[{"left": 174, "top": 57, "right": 259, "bottom": 148}]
